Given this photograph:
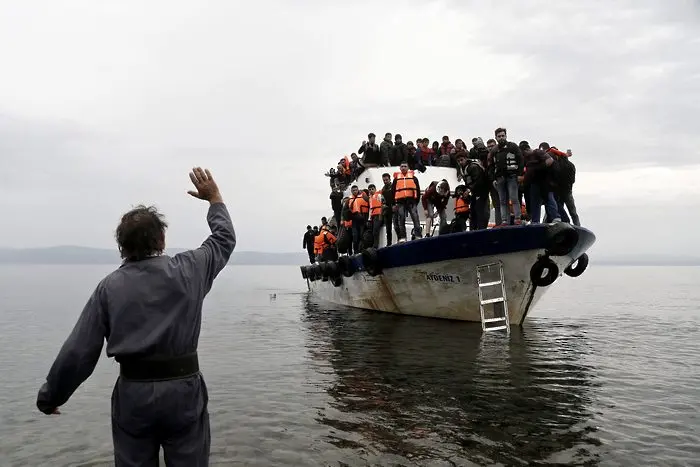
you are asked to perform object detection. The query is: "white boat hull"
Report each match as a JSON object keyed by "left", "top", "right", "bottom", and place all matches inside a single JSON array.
[
  {"left": 302, "top": 223, "right": 596, "bottom": 325},
  {"left": 308, "top": 249, "right": 576, "bottom": 324}
]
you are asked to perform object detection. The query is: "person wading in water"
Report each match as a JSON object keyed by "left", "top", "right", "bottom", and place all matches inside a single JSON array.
[{"left": 36, "top": 167, "right": 237, "bottom": 466}]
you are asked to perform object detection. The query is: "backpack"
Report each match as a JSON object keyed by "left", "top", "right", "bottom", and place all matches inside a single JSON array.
[{"left": 558, "top": 157, "right": 576, "bottom": 185}]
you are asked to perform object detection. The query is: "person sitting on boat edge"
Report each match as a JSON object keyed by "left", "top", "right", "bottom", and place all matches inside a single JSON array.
[
  {"left": 358, "top": 132, "right": 381, "bottom": 167},
  {"left": 35, "top": 167, "right": 236, "bottom": 466},
  {"left": 392, "top": 162, "right": 422, "bottom": 243},
  {"left": 379, "top": 132, "right": 393, "bottom": 167},
  {"left": 456, "top": 152, "right": 490, "bottom": 230},
  {"left": 421, "top": 179, "right": 450, "bottom": 236},
  {"left": 348, "top": 185, "right": 370, "bottom": 253},
  {"left": 389, "top": 134, "right": 408, "bottom": 166}
]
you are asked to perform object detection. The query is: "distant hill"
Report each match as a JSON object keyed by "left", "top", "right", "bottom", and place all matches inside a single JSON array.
[
  {"left": 0, "top": 246, "right": 307, "bottom": 265},
  {"left": 0, "top": 246, "right": 698, "bottom": 266}
]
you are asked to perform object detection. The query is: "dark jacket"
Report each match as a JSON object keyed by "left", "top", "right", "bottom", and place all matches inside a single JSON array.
[
  {"left": 470, "top": 146, "right": 490, "bottom": 166},
  {"left": 461, "top": 161, "right": 490, "bottom": 197},
  {"left": 390, "top": 142, "right": 408, "bottom": 166},
  {"left": 303, "top": 231, "right": 315, "bottom": 250},
  {"left": 358, "top": 142, "right": 381, "bottom": 165},
  {"left": 435, "top": 153, "right": 452, "bottom": 167},
  {"left": 553, "top": 156, "right": 576, "bottom": 193},
  {"left": 523, "top": 149, "right": 552, "bottom": 187},
  {"left": 381, "top": 182, "right": 395, "bottom": 209},
  {"left": 493, "top": 141, "right": 524, "bottom": 177},
  {"left": 493, "top": 141, "right": 525, "bottom": 177},
  {"left": 379, "top": 140, "right": 393, "bottom": 166}
]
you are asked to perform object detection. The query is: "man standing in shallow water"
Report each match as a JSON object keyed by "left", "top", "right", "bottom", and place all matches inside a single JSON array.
[{"left": 36, "top": 167, "right": 237, "bottom": 466}]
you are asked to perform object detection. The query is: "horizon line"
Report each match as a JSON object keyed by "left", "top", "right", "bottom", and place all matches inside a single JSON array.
[{"left": 0, "top": 245, "right": 303, "bottom": 254}]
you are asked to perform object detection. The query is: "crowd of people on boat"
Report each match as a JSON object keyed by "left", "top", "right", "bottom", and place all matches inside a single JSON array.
[{"left": 304, "top": 127, "right": 579, "bottom": 263}]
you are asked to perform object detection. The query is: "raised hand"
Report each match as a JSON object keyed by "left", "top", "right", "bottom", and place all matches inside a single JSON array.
[{"left": 187, "top": 167, "right": 223, "bottom": 203}]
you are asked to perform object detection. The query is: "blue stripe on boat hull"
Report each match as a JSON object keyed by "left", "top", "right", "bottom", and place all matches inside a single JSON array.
[{"left": 367, "top": 224, "right": 595, "bottom": 270}]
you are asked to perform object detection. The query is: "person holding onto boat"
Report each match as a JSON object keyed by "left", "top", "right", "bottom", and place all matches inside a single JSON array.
[
  {"left": 315, "top": 224, "right": 338, "bottom": 261},
  {"left": 36, "top": 167, "right": 236, "bottom": 466},
  {"left": 453, "top": 185, "right": 471, "bottom": 232},
  {"left": 380, "top": 172, "right": 395, "bottom": 246},
  {"left": 456, "top": 152, "right": 491, "bottom": 230},
  {"left": 392, "top": 162, "right": 422, "bottom": 242},
  {"left": 540, "top": 143, "right": 580, "bottom": 225},
  {"left": 491, "top": 127, "right": 525, "bottom": 226},
  {"left": 348, "top": 185, "right": 370, "bottom": 253},
  {"left": 367, "top": 183, "right": 386, "bottom": 248},
  {"left": 421, "top": 179, "right": 450, "bottom": 236},
  {"left": 302, "top": 225, "right": 316, "bottom": 264},
  {"left": 523, "top": 147, "right": 560, "bottom": 223}
]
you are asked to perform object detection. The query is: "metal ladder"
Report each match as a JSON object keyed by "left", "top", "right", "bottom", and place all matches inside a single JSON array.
[{"left": 476, "top": 262, "right": 510, "bottom": 334}]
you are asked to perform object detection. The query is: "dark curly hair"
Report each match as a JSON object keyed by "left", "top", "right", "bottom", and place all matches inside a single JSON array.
[{"left": 115, "top": 205, "right": 168, "bottom": 261}]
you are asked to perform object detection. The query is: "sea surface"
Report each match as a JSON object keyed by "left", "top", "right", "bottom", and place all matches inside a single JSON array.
[{"left": 0, "top": 264, "right": 698, "bottom": 466}]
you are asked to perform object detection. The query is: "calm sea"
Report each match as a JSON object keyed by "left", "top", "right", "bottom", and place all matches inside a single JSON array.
[{"left": 0, "top": 264, "right": 698, "bottom": 466}]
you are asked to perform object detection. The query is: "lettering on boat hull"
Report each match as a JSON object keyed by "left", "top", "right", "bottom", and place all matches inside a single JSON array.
[{"left": 425, "top": 272, "right": 461, "bottom": 283}]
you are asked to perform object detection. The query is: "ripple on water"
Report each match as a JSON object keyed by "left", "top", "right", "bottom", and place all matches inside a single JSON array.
[{"left": 1, "top": 264, "right": 699, "bottom": 466}]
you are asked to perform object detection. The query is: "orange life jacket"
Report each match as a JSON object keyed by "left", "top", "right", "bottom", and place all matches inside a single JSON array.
[
  {"left": 455, "top": 197, "right": 470, "bottom": 214},
  {"left": 394, "top": 171, "right": 418, "bottom": 201},
  {"left": 369, "top": 193, "right": 383, "bottom": 217},
  {"left": 350, "top": 194, "right": 369, "bottom": 215},
  {"left": 314, "top": 230, "right": 336, "bottom": 255}
]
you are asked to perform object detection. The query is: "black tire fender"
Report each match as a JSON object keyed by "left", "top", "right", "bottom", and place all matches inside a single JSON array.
[
  {"left": 330, "top": 274, "right": 343, "bottom": 287},
  {"left": 300, "top": 265, "right": 308, "bottom": 279},
  {"left": 530, "top": 257, "right": 559, "bottom": 287},
  {"left": 312, "top": 263, "right": 322, "bottom": 281},
  {"left": 545, "top": 222, "right": 579, "bottom": 257},
  {"left": 325, "top": 261, "right": 340, "bottom": 279},
  {"left": 361, "top": 247, "right": 382, "bottom": 276},
  {"left": 564, "top": 253, "right": 589, "bottom": 278},
  {"left": 319, "top": 262, "right": 330, "bottom": 281},
  {"left": 337, "top": 255, "right": 356, "bottom": 277}
]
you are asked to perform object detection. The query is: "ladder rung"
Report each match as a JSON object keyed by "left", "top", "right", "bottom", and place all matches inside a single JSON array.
[
  {"left": 483, "top": 317, "right": 506, "bottom": 323},
  {"left": 479, "top": 280, "right": 502, "bottom": 287},
  {"left": 484, "top": 325, "right": 508, "bottom": 331},
  {"left": 480, "top": 297, "right": 504, "bottom": 305}
]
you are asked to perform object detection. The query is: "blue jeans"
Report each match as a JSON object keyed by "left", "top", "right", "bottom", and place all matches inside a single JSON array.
[
  {"left": 496, "top": 174, "right": 521, "bottom": 224},
  {"left": 529, "top": 184, "right": 560, "bottom": 224},
  {"left": 396, "top": 200, "right": 421, "bottom": 240}
]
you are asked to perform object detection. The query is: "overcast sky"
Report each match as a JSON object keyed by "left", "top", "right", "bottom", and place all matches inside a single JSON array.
[{"left": 0, "top": 0, "right": 697, "bottom": 257}]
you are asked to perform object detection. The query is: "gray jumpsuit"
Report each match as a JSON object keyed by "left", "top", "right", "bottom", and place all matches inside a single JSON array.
[{"left": 36, "top": 202, "right": 237, "bottom": 466}]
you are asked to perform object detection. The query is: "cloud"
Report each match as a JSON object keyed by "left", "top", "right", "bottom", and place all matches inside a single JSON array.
[{"left": 0, "top": 0, "right": 696, "bottom": 254}]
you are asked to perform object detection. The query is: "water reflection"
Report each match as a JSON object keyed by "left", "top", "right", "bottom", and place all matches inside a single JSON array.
[{"left": 302, "top": 294, "right": 603, "bottom": 465}]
